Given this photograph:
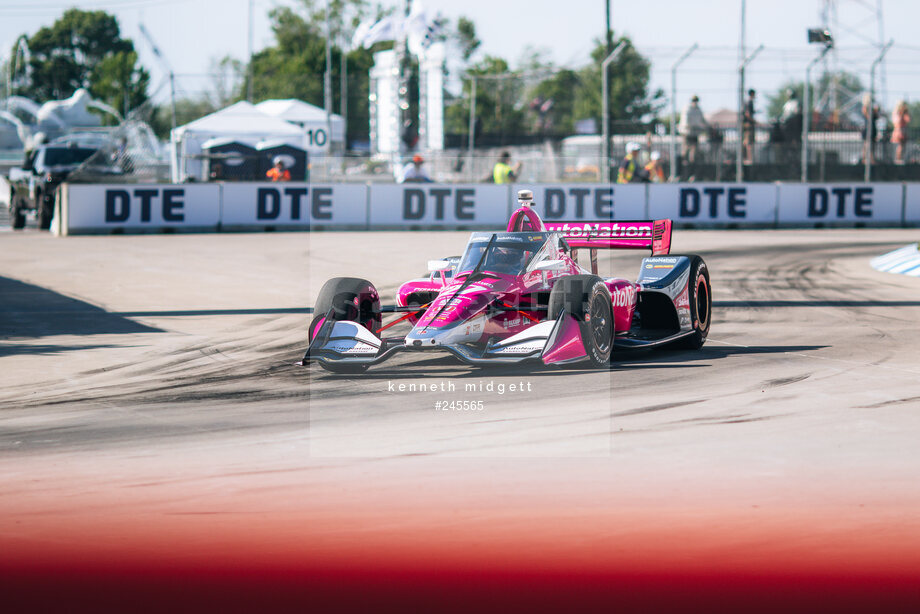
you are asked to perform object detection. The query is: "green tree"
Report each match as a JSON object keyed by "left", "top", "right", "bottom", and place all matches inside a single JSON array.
[
  {"left": 445, "top": 55, "right": 530, "bottom": 144},
  {"left": 11, "top": 9, "right": 148, "bottom": 116},
  {"left": 574, "top": 36, "right": 663, "bottom": 133},
  {"left": 767, "top": 71, "right": 864, "bottom": 128},
  {"left": 243, "top": 2, "right": 385, "bottom": 145}
]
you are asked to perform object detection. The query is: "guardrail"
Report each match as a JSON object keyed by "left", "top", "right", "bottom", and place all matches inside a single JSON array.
[{"left": 54, "top": 181, "right": 920, "bottom": 235}]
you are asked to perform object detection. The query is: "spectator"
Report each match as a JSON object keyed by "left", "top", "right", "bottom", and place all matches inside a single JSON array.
[
  {"left": 399, "top": 154, "right": 433, "bottom": 183},
  {"left": 492, "top": 151, "right": 521, "bottom": 184},
  {"left": 644, "top": 151, "right": 665, "bottom": 183},
  {"left": 862, "top": 93, "right": 879, "bottom": 164},
  {"left": 780, "top": 88, "right": 803, "bottom": 165},
  {"left": 892, "top": 99, "right": 911, "bottom": 164},
  {"left": 618, "top": 142, "right": 649, "bottom": 184},
  {"left": 679, "top": 95, "right": 709, "bottom": 171},
  {"left": 742, "top": 89, "right": 756, "bottom": 164},
  {"left": 266, "top": 157, "right": 291, "bottom": 182}
]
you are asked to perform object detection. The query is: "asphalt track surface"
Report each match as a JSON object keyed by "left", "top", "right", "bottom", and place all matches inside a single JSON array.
[{"left": 2, "top": 227, "right": 920, "bottom": 612}]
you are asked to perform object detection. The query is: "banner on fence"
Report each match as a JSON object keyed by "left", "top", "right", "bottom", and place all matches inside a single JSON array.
[
  {"left": 648, "top": 183, "right": 777, "bottom": 224},
  {"left": 776, "top": 184, "right": 903, "bottom": 224},
  {"left": 63, "top": 184, "right": 221, "bottom": 233},
  {"left": 515, "top": 184, "right": 646, "bottom": 221},
  {"left": 220, "top": 183, "right": 366, "bottom": 227},
  {"left": 367, "top": 184, "right": 510, "bottom": 227}
]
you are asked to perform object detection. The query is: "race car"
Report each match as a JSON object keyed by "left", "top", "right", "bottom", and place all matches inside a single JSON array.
[{"left": 302, "top": 190, "right": 711, "bottom": 373}]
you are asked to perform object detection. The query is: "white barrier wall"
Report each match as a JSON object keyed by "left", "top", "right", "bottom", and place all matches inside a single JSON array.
[
  {"left": 649, "top": 183, "right": 777, "bottom": 225},
  {"left": 57, "top": 181, "right": 920, "bottom": 234},
  {"left": 63, "top": 184, "right": 221, "bottom": 233},
  {"left": 368, "top": 184, "right": 510, "bottom": 227},
  {"left": 220, "top": 183, "right": 366, "bottom": 228},
  {"left": 902, "top": 184, "right": 920, "bottom": 224},
  {"left": 777, "top": 183, "right": 904, "bottom": 225}
]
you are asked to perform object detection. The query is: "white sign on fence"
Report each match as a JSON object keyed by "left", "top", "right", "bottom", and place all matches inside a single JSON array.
[
  {"left": 368, "top": 184, "right": 510, "bottom": 227},
  {"left": 220, "top": 183, "right": 366, "bottom": 227},
  {"left": 517, "top": 184, "right": 646, "bottom": 221},
  {"left": 63, "top": 184, "right": 221, "bottom": 232},
  {"left": 777, "top": 183, "right": 903, "bottom": 224},
  {"left": 902, "top": 184, "right": 920, "bottom": 225},
  {"left": 648, "top": 183, "right": 777, "bottom": 224}
]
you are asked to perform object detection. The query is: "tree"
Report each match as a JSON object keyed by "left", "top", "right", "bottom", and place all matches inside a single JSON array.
[
  {"left": 454, "top": 16, "right": 480, "bottom": 61},
  {"left": 574, "top": 36, "right": 664, "bottom": 132},
  {"left": 11, "top": 9, "right": 148, "bottom": 116},
  {"left": 767, "top": 71, "right": 864, "bottom": 129},
  {"left": 445, "top": 55, "right": 530, "bottom": 145},
  {"left": 243, "top": 1, "right": 386, "bottom": 145}
]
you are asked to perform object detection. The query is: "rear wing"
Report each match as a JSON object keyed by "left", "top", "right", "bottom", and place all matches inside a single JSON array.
[{"left": 544, "top": 220, "right": 672, "bottom": 255}]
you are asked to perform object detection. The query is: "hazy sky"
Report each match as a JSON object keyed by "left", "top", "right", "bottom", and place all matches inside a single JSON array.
[{"left": 2, "top": 0, "right": 919, "bottom": 116}]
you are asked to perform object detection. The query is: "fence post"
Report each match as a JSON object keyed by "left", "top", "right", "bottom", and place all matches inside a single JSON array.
[{"left": 670, "top": 44, "right": 698, "bottom": 182}]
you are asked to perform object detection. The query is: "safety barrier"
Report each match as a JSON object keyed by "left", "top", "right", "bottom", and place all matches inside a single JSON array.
[{"left": 55, "top": 181, "right": 920, "bottom": 235}]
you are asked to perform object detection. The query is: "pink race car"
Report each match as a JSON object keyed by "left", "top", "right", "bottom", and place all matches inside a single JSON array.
[{"left": 302, "top": 190, "right": 711, "bottom": 373}]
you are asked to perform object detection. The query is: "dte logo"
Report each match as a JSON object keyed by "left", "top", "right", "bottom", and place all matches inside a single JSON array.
[
  {"left": 679, "top": 187, "right": 747, "bottom": 218},
  {"left": 807, "top": 187, "right": 873, "bottom": 218},
  {"left": 403, "top": 188, "right": 475, "bottom": 220},
  {"left": 257, "top": 187, "right": 332, "bottom": 220},
  {"left": 542, "top": 188, "right": 614, "bottom": 219},
  {"left": 105, "top": 188, "right": 185, "bottom": 223}
]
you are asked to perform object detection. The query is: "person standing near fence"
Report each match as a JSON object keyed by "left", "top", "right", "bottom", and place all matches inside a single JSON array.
[
  {"left": 644, "top": 151, "right": 665, "bottom": 183},
  {"left": 493, "top": 151, "right": 521, "bottom": 184},
  {"left": 891, "top": 100, "right": 911, "bottom": 164},
  {"left": 399, "top": 155, "right": 433, "bottom": 183},
  {"left": 862, "top": 94, "right": 880, "bottom": 164},
  {"left": 679, "top": 95, "right": 709, "bottom": 178},
  {"left": 742, "top": 89, "right": 756, "bottom": 164},
  {"left": 618, "top": 142, "right": 650, "bottom": 184}
]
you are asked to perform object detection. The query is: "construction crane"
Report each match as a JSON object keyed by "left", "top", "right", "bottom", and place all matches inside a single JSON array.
[{"left": 138, "top": 23, "right": 178, "bottom": 134}]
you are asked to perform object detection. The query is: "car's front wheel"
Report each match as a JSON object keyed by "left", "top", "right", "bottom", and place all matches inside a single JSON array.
[
  {"left": 548, "top": 275, "right": 614, "bottom": 368},
  {"left": 308, "top": 277, "right": 382, "bottom": 374}
]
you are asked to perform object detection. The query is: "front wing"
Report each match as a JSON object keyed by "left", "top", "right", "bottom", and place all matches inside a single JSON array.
[{"left": 302, "top": 311, "right": 590, "bottom": 368}]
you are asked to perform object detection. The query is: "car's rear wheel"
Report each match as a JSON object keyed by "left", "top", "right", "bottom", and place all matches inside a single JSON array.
[
  {"left": 675, "top": 255, "right": 711, "bottom": 349},
  {"left": 10, "top": 196, "right": 26, "bottom": 230},
  {"left": 548, "top": 275, "right": 613, "bottom": 368},
  {"left": 308, "top": 277, "right": 382, "bottom": 374}
]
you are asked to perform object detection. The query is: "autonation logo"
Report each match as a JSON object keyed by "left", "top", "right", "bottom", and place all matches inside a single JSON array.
[{"left": 548, "top": 222, "right": 653, "bottom": 239}]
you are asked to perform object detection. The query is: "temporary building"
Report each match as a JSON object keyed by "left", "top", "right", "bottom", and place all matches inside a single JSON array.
[
  {"left": 256, "top": 99, "right": 344, "bottom": 151},
  {"left": 170, "top": 101, "right": 306, "bottom": 182}
]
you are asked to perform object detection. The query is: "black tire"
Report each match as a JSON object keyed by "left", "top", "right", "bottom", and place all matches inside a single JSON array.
[
  {"left": 10, "top": 195, "right": 26, "bottom": 230},
  {"left": 308, "top": 277, "right": 382, "bottom": 374},
  {"left": 38, "top": 193, "right": 54, "bottom": 230},
  {"left": 675, "top": 256, "right": 711, "bottom": 349},
  {"left": 548, "top": 274, "right": 614, "bottom": 368}
]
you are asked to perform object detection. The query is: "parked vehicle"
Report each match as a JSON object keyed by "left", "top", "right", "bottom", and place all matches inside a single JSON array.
[{"left": 8, "top": 144, "right": 98, "bottom": 229}]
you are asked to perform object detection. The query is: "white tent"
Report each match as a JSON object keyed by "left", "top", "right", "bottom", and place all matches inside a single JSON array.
[
  {"left": 170, "top": 101, "right": 306, "bottom": 182},
  {"left": 256, "top": 99, "right": 345, "bottom": 150}
]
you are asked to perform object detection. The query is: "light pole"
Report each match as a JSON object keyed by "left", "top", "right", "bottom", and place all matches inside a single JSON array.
[
  {"left": 865, "top": 39, "right": 894, "bottom": 182},
  {"left": 670, "top": 43, "right": 697, "bottom": 182},
  {"left": 601, "top": 41, "right": 625, "bottom": 183},
  {"left": 468, "top": 75, "right": 477, "bottom": 181},
  {"left": 324, "top": 0, "right": 333, "bottom": 152},
  {"left": 802, "top": 35, "right": 832, "bottom": 182},
  {"left": 736, "top": 44, "right": 763, "bottom": 182}
]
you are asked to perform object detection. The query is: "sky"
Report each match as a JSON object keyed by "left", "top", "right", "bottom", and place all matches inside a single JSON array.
[{"left": 2, "top": 0, "right": 919, "bottom": 118}]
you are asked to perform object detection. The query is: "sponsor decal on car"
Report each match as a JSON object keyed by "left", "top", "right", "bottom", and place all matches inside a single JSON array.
[
  {"left": 550, "top": 222, "right": 653, "bottom": 239},
  {"left": 610, "top": 286, "right": 636, "bottom": 308}
]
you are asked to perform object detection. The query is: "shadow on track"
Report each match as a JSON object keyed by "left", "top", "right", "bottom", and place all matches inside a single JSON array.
[{"left": 0, "top": 275, "right": 162, "bottom": 339}]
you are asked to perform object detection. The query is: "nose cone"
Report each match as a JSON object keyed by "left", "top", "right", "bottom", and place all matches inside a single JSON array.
[{"left": 413, "top": 277, "right": 512, "bottom": 331}]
